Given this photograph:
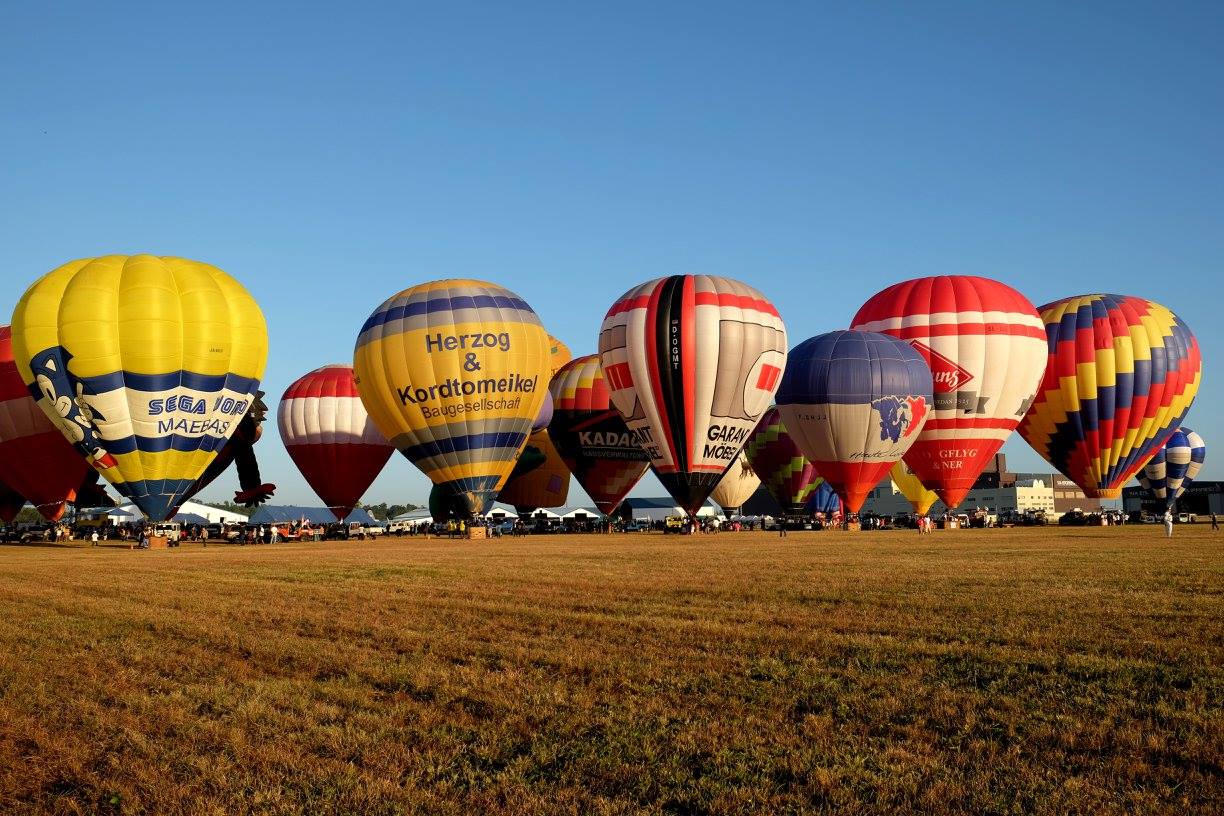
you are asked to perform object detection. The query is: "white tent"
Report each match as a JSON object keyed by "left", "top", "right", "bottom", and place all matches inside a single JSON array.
[
  {"left": 558, "top": 507, "right": 603, "bottom": 520},
  {"left": 109, "top": 500, "right": 248, "bottom": 524}
]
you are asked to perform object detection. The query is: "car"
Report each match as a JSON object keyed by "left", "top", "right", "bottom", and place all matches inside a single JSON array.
[
  {"left": 387, "top": 520, "right": 414, "bottom": 535},
  {"left": 363, "top": 523, "right": 386, "bottom": 537},
  {"left": 1177, "top": 513, "right": 1197, "bottom": 524},
  {"left": 622, "top": 520, "right": 647, "bottom": 532},
  {"left": 151, "top": 522, "right": 182, "bottom": 542},
  {"left": 493, "top": 520, "right": 516, "bottom": 535}
]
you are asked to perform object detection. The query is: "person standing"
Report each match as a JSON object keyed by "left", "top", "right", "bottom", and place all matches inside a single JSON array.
[
  {"left": 1164, "top": 509, "right": 1174, "bottom": 539},
  {"left": 90, "top": 530, "right": 99, "bottom": 546},
  {"left": 1211, "top": 512, "right": 1219, "bottom": 531}
]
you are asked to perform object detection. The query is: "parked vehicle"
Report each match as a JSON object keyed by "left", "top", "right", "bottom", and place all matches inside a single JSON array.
[
  {"left": 1058, "top": 510, "right": 1088, "bottom": 526},
  {"left": 622, "top": 520, "right": 648, "bottom": 532},
  {"left": 151, "top": 522, "right": 182, "bottom": 542},
  {"left": 663, "top": 516, "right": 687, "bottom": 534},
  {"left": 1177, "top": 513, "right": 1197, "bottom": 524},
  {"left": 363, "top": 523, "right": 386, "bottom": 537}
]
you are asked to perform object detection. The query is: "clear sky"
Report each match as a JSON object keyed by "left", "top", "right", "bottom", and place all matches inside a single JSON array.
[{"left": 2, "top": 1, "right": 1220, "bottom": 508}]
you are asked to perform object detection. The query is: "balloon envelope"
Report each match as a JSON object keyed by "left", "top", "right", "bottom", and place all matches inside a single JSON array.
[
  {"left": 744, "top": 407, "right": 823, "bottom": 514},
  {"left": 776, "top": 330, "right": 933, "bottom": 514},
  {"left": 889, "top": 460, "right": 938, "bottom": 516},
  {"left": 1137, "top": 427, "right": 1205, "bottom": 509},
  {"left": 548, "top": 354, "right": 650, "bottom": 515},
  {"left": 598, "top": 275, "right": 787, "bottom": 514},
  {"left": 278, "top": 365, "right": 393, "bottom": 521},
  {"left": 1016, "top": 294, "right": 1201, "bottom": 498},
  {"left": 354, "top": 279, "right": 551, "bottom": 518},
  {"left": 804, "top": 481, "right": 841, "bottom": 517},
  {"left": 1, "top": 324, "right": 91, "bottom": 521},
  {"left": 0, "top": 475, "right": 24, "bottom": 523},
  {"left": 851, "top": 275, "right": 1047, "bottom": 509},
  {"left": 496, "top": 429, "right": 570, "bottom": 512},
  {"left": 709, "top": 453, "right": 761, "bottom": 515},
  {"left": 9, "top": 256, "right": 268, "bottom": 521}
]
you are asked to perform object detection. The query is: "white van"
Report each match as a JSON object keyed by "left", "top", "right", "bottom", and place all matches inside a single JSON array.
[{"left": 151, "top": 522, "right": 182, "bottom": 542}]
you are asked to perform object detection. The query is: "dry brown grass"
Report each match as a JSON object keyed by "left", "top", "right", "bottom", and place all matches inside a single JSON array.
[{"left": 0, "top": 526, "right": 1220, "bottom": 815}]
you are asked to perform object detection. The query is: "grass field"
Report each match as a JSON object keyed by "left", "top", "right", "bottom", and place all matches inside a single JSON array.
[{"left": 0, "top": 527, "right": 1220, "bottom": 815}]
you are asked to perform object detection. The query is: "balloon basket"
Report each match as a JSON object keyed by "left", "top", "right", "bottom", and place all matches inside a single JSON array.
[
  {"left": 845, "top": 521, "right": 861, "bottom": 532},
  {"left": 467, "top": 527, "right": 487, "bottom": 540},
  {"left": 148, "top": 536, "right": 169, "bottom": 549}
]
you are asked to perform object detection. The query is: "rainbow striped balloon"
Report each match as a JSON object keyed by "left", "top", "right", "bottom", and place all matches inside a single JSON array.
[{"left": 1017, "top": 294, "right": 1201, "bottom": 498}]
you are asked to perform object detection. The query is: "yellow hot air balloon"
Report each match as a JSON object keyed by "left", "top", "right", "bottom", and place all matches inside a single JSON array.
[
  {"left": 496, "top": 429, "right": 571, "bottom": 513},
  {"left": 548, "top": 335, "right": 572, "bottom": 374},
  {"left": 889, "top": 461, "right": 938, "bottom": 517},
  {"left": 354, "top": 279, "right": 551, "bottom": 517},
  {"left": 10, "top": 255, "right": 267, "bottom": 521}
]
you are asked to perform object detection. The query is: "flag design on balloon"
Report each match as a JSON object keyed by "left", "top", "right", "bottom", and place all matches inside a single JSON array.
[
  {"left": 1016, "top": 294, "right": 1201, "bottom": 498},
  {"left": 597, "top": 275, "right": 787, "bottom": 515},
  {"left": 278, "top": 365, "right": 393, "bottom": 521},
  {"left": 776, "top": 330, "right": 933, "bottom": 514},
  {"left": 0, "top": 324, "right": 91, "bottom": 521},
  {"left": 1137, "top": 427, "right": 1205, "bottom": 510},
  {"left": 743, "top": 407, "right": 824, "bottom": 514},
  {"left": 548, "top": 354, "right": 651, "bottom": 515},
  {"left": 851, "top": 275, "right": 1047, "bottom": 509},
  {"left": 9, "top": 256, "right": 267, "bottom": 521},
  {"left": 709, "top": 453, "right": 761, "bottom": 516},
  {"left": 354, "top": 279, "right": 551, "bottom": 518}
]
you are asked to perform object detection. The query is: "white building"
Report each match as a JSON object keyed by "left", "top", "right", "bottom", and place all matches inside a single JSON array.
[
  {"left": 96, "top": 500, "right": 249, "bottom": 524},
  {"left": 860, "top": 478, "right": 1057, "bottom": 518}
]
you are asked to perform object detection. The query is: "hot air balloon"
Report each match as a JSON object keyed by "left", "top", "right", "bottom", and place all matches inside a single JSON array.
[
  {"left": 354, "top": 280, "right": 551, "bottom": 518},
  {"left": 0, "top": 476, "right": 25, "bottom": 524},
  {"left": 0, "top": 324, "right": 91, "bottom": 521},
  {"left": 278, "top": 365, "right": 394, "bottom": 521},
  {"left": 1016, "top": 295, "right": 1201, "bottom": 498},
  {"left": 10, "top": 256, "right": 268, "bottom": 522},
  {"left": 710, "top": 453, "right": 761, "bottom": 517},
  {"left": 548, "top": 354, "right": 651, "bottom": 515},
  {"left": 547, "top": 335, "right": 572, "bottom": 374},
  {"left": 804, "top": 481, "right": 841, "bottom": 517},
  {"left": 532, "top": 390, "right": 554, "bottom": 432},
  {"left": 496, "top": 428, "right": 570, "bottom": 513},
  {"left": 889, "top": 461, "right": 938, "bottom": 517},
  {"left": 851, "top": 276, "right": 1047, "bottom": 509},
  {"left": 776, "top": 330, "right": 933, "bottom": 514},
  {"left": 743, "top": 407, "right": 824, "bottom": 514},
  {"left": 597, "top": 275, "right": 787, "bottom": 514},
  {"left": 1137, "top": 427, "right": 1205, "bottom": 510}
]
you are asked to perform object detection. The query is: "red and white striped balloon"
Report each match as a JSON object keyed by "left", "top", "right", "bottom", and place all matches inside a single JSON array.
[
  {"left": 277, "top": 364, "right": 393, "bottom": 521},
  {"left": 851, "top": 276, "right": 1047, "bottom": 509}
]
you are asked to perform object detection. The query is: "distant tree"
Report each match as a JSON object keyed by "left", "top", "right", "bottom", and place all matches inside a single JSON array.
[
  {"left": 358, "top": 502, "right": 419, "bottom": 521},
  {"left": 13, "top": 506, "right": 44, "bottom": 525}
]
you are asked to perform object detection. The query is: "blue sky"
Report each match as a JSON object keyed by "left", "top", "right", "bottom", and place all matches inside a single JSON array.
[{"left": 2, "top": 1, "right": 1220, "bottom": 507}]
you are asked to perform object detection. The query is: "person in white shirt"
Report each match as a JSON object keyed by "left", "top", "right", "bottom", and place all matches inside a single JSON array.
[
  {"left": 1163, "top": 509, "right": 1174, "bottom": 539},
  {"left": 90, "top": 531, "right": 99, "bottom": 546}
]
